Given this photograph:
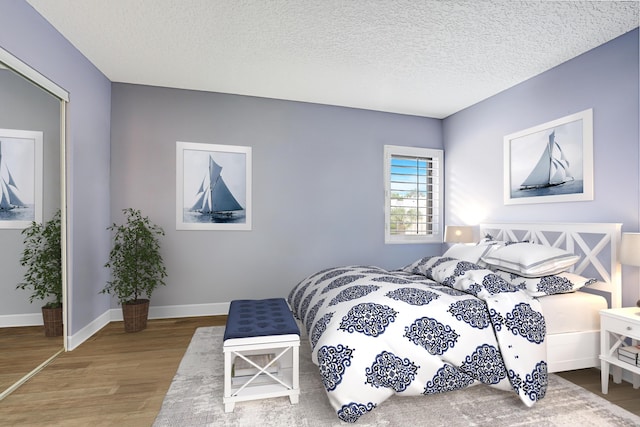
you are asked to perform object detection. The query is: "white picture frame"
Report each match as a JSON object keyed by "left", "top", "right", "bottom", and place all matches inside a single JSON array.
[
  {"left": 504, "top": 109, "right": 594, "bottom": 205},
  {"left": 0, "top": 128, "right": 43, "bottom": 228},
  {"left": 176, "top": 141, "right": 252, "bottom": 231}
]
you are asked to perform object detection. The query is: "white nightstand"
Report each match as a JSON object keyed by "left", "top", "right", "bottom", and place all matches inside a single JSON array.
[{"left": 599, "top": 307, "right": 640, "bottom": 393}]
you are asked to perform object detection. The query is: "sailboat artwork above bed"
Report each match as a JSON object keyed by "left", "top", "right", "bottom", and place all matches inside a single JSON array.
[
  {"left": 504, "top": 108, "right": 592, "bottom": 205},
  {"left": 190, "top": 155, "right": 243, "bottom": 219},
  {"left": 519, "top": 131, "right": 574, "bottom": 190}
]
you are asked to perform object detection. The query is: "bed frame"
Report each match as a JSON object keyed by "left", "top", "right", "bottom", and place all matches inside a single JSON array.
[{"left": 479, "top": 222, "right": 622, "bottom": 372}]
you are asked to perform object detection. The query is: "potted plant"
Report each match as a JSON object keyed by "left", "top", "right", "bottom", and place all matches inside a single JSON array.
[
  {"left": 102, "top": 208, "right": 167, "bottom": 332},
  {"left": 17, "top": 209, "right": 63, "bottom": 337}
]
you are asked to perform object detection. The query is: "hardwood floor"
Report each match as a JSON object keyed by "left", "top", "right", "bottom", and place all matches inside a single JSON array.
[
  {"left": 0, "top": 316, "right": 225, "bottom": 427},
  {"left": 0, "top": 326, "right": 62, "bottom": 393},
  {"left": 0, "top": 316, "right": 638, "bottom": 426}
]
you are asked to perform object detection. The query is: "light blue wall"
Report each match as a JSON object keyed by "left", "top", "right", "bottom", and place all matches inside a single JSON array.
[
  {"left": 0, "top": 0, "right": 112, "bottom": 335},
  {"left": 110, "top": 84, "right": 443, "bottom": 306},
  {"left": 443, "top": 29, "right": 640, "bottom": 306}
]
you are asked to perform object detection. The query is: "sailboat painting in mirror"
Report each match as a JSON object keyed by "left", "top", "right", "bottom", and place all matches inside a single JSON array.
[
  {"left": 503, "top": 109, "right": 594, "bottom": 205},
  {"left": 176, "top": 141, "right": 252, "bottom": 230},
  {"left": 0, "top": 128, "right": 43, "bottom": 228}
]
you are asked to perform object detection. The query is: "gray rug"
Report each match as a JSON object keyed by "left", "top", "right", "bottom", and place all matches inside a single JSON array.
[{"left": 154, "top": 327, "right": 640, "bottom": 426}]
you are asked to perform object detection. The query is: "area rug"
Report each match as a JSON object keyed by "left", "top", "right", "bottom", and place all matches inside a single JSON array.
[{"left": 153, "top": 327, "right": 640, "bottom": 426}]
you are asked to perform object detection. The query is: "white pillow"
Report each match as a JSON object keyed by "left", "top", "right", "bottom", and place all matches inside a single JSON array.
[
  {"left": 443, "top": 244, "right": 493, "bottom": 264},
  {"left": 480, "top": 242, "right": 579, "bottom": 277}
]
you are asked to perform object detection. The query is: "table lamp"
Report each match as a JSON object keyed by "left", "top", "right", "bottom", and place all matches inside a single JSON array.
[{"left": 444, "top": 225, "right": 474, "bottom": 244}]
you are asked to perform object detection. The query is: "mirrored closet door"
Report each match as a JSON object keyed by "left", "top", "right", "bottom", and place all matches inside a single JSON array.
[{"left": 0, "top": 46, "right": 68, "bottom": 399}]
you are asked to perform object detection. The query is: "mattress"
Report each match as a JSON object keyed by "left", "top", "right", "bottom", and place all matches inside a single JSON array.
[{"left": 539, "top": 290, "right": 607, "bottom": 335}]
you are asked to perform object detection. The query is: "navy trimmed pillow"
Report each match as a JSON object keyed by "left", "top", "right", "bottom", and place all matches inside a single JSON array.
[{"left": 494, "top": 270, "right": 597, "bottom": 297}]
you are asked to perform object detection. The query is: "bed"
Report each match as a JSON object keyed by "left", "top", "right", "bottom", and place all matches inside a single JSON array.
[
  {"left": 288, "top": 222, "right": 621, "bottom": 423},
  {"left": 480, "top": 223, "right": 621, "bottom": 372}
]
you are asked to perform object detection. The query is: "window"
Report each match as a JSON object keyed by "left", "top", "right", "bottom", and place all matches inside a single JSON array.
[{"left": 384, "top": 145, "right": 443, "bottom": 244}]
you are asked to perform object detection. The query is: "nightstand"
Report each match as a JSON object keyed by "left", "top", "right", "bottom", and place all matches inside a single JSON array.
[{"left": 599, "top": 307, "right": 640, "bottom": 393}]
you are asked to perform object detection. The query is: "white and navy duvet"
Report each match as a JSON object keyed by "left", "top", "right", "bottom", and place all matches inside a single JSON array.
[{"left": 288, "top": 256, "right": 548, "bottom": 423}]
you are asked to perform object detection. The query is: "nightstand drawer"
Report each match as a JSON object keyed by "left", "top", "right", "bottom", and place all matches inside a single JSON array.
[{"left": 601, "top": 315, "right": 640, "bottom": 339}]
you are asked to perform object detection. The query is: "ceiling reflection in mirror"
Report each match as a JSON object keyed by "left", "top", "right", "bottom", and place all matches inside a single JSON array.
[{"left": 0, "top": 53, "right": 67, "bottom": 399}]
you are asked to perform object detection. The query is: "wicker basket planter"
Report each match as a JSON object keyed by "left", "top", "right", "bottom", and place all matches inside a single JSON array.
[
  {"left": 122, "top": 299, "right": 150, "bottom": 333},
  {"left": 42, "top": 305, "right": 63, "bottom": 337}
]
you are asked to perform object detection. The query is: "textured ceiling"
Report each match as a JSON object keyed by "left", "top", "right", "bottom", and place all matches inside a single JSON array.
[{"left": 25, "top": 0, "right": 639, "bottom": 118}]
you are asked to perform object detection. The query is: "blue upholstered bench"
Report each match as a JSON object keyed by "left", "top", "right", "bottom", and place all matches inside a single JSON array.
[{"left": 223, "top": 298, "right": 300, "bottom": 412}]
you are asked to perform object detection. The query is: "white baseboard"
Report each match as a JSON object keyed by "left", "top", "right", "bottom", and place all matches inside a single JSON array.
[
  {"left": 149, "top": 302, "right": 230, "bottom": 319},
  {"left": 107, "top": 302, "right": 231, "bottom": 321},
  {"left": 0, "top": 312, "right": 43, "bottom": 327},
  {"left": 67, "top": 310, "right": 111, "bottom": 351},
  {"left": 66, "top": 302, "right": 231, "bottom": 351}
]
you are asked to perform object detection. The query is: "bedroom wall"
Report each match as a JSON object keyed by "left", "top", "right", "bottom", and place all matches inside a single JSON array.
[
  {"left": 4, "top": 1, "right": 636, "bottom": 341},
  {"left": 110, "top": 84, "right": 442, "bottom": 311},
  {"left": 0, "top": 0, "right": 113, "bottom": 337},
  {"left": 443, "top": 28, "right": 640, "bottom": 306}
]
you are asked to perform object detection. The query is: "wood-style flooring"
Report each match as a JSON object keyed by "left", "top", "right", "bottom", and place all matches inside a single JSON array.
[
  {"left": 0, "top": 325, "right": 62, "bottom": 393},
  {"left": 0, "top": 316, "right": 638, "bottom": 426},
  {"left": 0, "top": 317, "right": 223, "bottom": 427}
]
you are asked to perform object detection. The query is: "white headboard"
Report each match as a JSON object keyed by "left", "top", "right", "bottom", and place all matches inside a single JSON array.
[{"left": 479, "top": 222, "right": 622, "bottom": 308}]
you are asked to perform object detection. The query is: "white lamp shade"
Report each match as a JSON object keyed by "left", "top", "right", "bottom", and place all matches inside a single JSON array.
[
  {"left": 444, "top": 226, "right": 474, "bottom": 243},
  {"left": 620, "top": 233, "right": 640, "bottom": 267}
]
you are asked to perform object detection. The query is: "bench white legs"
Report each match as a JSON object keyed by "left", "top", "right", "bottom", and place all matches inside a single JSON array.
[{"left": 223, "top": 334, "right": 300, "bottom": 412}]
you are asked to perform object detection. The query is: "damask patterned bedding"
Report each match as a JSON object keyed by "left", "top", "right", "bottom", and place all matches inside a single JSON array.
[{"left": 288, "top": 256, "right": 548, "bottom": 423}]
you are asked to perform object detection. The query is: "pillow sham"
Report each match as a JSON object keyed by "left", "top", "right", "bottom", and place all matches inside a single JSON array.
[
  {"left": 494, "top": 270, "right": 597, "bottom": 297},
  {"left": 480, "top": 242, "right": 579, "bottom": 277},
  {"left": 442, "top": 243, "right": 493, "bottom": 264}
]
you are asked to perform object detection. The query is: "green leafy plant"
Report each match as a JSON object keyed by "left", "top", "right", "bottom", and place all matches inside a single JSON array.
[
  {"left": 102, "top": 208, "right": 167, "bottom": 305},
  {"left": 17, "top": 210, "right": 62, "bottom": 308}
]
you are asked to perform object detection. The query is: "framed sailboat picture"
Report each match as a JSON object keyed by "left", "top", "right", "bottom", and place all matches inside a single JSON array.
[
  {"left": 504, "top": 109, "right": 593, "bottom": 205},
  {"left": 0, "top": 128, "right": 43, "bottom": 229},
  {"left": 176, "top": 141, "right": 252, "bottom": 230}
]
